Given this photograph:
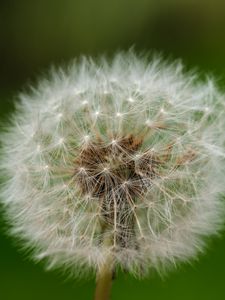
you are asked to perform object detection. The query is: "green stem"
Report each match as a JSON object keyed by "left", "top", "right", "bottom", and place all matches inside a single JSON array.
[{"left": 94, "top": 263, "right": 113, "bottom": 300}]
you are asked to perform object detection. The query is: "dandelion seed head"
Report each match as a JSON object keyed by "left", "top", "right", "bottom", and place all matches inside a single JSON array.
[{"left": 1, "top": 51, "right": 225, "bottom": 278}]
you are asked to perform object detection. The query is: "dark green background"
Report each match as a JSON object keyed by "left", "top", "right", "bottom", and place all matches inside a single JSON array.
[{"left": 1, "top": 1, "right": 225, "bottom": 299}]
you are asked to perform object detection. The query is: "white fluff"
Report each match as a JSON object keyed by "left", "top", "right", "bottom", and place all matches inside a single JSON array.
[{"left": 1, "top": 51, "right": 225, "bottom": 278}]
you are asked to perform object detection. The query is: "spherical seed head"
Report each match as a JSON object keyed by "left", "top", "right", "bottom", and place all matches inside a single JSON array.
[{"left": 1, "top": 52, "right": 225, "bottom": 278}]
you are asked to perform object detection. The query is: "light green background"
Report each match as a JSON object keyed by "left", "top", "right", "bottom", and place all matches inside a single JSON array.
[{"left": 1, "top": 1, "right": 225, "bottom": 299}]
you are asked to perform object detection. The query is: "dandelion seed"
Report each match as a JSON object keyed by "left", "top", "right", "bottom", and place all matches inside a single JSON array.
[
  {"left": 145, "top": 119, "right": 152, "bottom": 127},
  {"left": 83, "top": 135, "right": 90, "bottom": 142},
  {"left": 81, "top": 100, "right": 88, "bottom": 106},
  {"left": 57, "top": 112, "right": 63, "bottom": 119},
  {"left": 58, "top": 138, "right": 64, "bottom": 144},
  {"left": 127, "top": 97, "right": 135, "bottom": 103},
  {"left": 116, "top": 112, "right": 122, "bottom": 118},
  {"left": 1, "top": 51, "right": 225, "bottom": 300},
  {"left": 111, "top": 139, "right": 117, "bottom": 145}
]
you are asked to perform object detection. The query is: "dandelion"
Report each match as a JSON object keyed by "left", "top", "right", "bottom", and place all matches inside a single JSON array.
[{"left": 1, "top": 51, "right": 225, "bottom": 299}]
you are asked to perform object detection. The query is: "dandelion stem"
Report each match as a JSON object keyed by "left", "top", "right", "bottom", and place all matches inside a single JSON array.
[
  {"left": 94, "top": 222, "right": 114, "bottom": 300},
  {"left": 94, "top": 262, "right": 113, "bottom": 300}
]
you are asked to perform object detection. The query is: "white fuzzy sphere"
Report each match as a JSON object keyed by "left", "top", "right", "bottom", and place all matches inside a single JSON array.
[{"left": 1, "top": 52, "right": 225, "bottom": 277}]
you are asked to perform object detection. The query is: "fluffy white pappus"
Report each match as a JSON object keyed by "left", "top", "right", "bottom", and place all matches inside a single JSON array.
[{"left": 1, "top": 51, "right": 225, "bottom": 278}]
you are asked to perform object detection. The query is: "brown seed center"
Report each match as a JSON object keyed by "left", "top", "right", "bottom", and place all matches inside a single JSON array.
[
  {"left": 74, "top": 135, "right": 158, "bottom": 199},
  {"left": 73, "top": 134, "right": 160, "bottom": 248}
]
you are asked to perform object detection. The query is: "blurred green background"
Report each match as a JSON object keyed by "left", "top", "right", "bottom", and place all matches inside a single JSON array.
[{"left": 1, "top": 1, "right": 225, "bottom": 299}]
